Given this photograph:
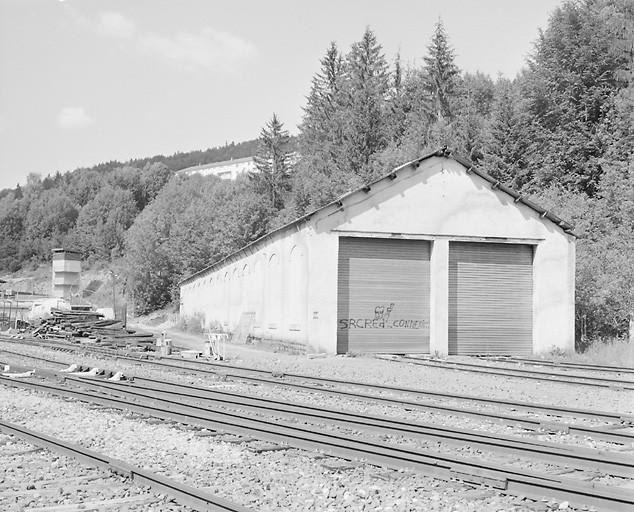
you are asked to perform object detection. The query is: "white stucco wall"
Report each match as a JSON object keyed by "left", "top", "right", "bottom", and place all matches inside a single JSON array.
[
  {"left": 180, "top": 227, "right": 315, "bottom": 347},
  {"left": 180, "top": 155, "right": 575, "bottom": 354}
]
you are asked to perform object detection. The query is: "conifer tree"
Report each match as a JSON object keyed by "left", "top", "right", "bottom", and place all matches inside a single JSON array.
[
  {"left": 385, "top": 53, "right": 408, "bottom": 144},
  {"left": 292, "top": 43, "right": 357, "bottom": 214},
  {"left": 301, "top": 42, "right": 345, "bottom": 140},
  {"left": 343, "top": 27, "right": 390, "bottom": 180},
  {"left": 250, "top": 114, "right": 293, "bottom": 211},
  {"left": 299, "top": 41, "right": 347, "bottom": 176},
  {"left": 293, "top": 30, "right": 390, "bottom": 213},
  {"left": 423, "top": 20, "right": 460, "bottom": 120},
  {"left": 481, "top": 79, "right": 534, "bottom": 189}
]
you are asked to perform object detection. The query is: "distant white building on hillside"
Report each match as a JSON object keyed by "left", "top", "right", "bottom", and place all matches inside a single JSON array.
[
  {"left": 176, "top": 157, "right": 256, "bottom": 181},
  {"left": 176, "top": 153, "right": 299, "bottom": 181}
]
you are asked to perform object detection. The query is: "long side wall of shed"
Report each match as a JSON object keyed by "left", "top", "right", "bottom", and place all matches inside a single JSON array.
[{"left": 180, "top": 227, "right": 326, "bottom": 350}]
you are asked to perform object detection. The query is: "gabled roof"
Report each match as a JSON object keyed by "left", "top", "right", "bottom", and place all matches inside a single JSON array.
[{"left": 180, "top": 147, "right": 575, "bottom": 286}]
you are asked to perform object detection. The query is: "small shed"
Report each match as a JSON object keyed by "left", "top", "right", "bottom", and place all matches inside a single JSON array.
[{"left": 180, "top": 149, "right": 575, "bottom": 355}]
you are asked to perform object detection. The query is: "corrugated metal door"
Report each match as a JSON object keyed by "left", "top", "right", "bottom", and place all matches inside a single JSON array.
[
  {"left": 448, "top": 242, "right": 533, "bottom": 355},
  {"left": 337, "top": 237, "right": 430, "bottom": 354}
]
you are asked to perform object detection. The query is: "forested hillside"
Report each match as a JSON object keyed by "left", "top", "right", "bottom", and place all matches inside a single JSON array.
[
  {"left": 2, "top": 0, "right": 632, "bottom": 343},
  {"left": 0, "top": 139, "right": 260, "bottom": 270}
]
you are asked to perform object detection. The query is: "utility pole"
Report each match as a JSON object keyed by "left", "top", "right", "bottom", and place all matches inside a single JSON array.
[{"left": 110, "top": 270, "right": 117, "bottom": 320}]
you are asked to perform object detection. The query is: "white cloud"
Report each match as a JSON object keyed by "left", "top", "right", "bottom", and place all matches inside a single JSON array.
[
  {"left": 69, "top": 9, "right": 255, "bottom": 72},
  {"left": 57, "top": 107, "right": 94, "bottom": 129},
  {"left": 140, "top": 28, "right": 257, "bottom": 71},
  {"left": 96, "top": 11, "right": 136, "bottom": 39}
]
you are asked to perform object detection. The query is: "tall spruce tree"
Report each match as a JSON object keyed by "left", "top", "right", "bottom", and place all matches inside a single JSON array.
[
  {"left": 423, "top": 20, "right": 460, "bottom": 120},
  {"left": 292, "top": 30, "right": 391, "bottom": 214},
  {"left": 481, "top": 78, "right": 534, "bottom": 189},
  {"left": 293, "top": 43, "right": 353, "bottom": 215},
  {"left": 385, "top": 53, "right": 408, "bottom": 144},
  {"left": 301, "top": 42, "right": 346, "bottom": 144},
  {"left": 298, "top": 42, "right": 347, "bottom": 179},
  {"left": 250, "top": 114, "right": 293, "bottom": 211},
  {"left": 343, "top": 27, "right": 390, "bottom": 181}
]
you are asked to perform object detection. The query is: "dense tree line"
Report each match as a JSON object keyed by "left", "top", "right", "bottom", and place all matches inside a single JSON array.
[
  {"left": 126, "top": 175, "right": 274, "bottom": 313},
  {"left": 0, "top": 162, "right": 174, "bottom": 270},
  {"left": 0, "top": 139, "right": 266, "bottom": 270},
  {"left": 3, "top": 0, "right": 633, "bottom": 343}
]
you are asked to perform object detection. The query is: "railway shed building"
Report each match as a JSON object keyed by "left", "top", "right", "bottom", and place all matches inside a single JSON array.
[{"left": 180, "top": 149, "right": 575, "bottom": 356}]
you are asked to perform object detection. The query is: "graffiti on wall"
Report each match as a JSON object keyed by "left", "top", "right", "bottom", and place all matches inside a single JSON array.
[{"left": 338, "top": 303, "right": 428, "bottom": 330}]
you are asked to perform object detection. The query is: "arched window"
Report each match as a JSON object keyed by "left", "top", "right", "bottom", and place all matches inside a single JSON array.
[
  {"left": 288, "top": 245, "right": 307, "bottom": 331},
  {"left": 231, "top": 267, "right": 240, "bottom": 306},
  {"left": 267, "top": 253, "right": 281, "bottom": 329},
  {"left": 242, "top": 263, "right": 250, "bottom": 310},
  {"left": 222, "top": 271, "right": 230, "bottom": 324},
  {"left": 253, "top": 258, "right": 264, "bottom": 327}
]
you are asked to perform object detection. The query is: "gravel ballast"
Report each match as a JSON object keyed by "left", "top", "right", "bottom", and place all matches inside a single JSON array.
[
  {"left": 2, "top": 335, "right": 630, "bottom": 511},
  {"left": 0, "top": 385, "right": 582, "bottom": 512}
]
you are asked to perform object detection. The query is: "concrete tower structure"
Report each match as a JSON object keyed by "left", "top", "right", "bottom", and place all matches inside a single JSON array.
[{"left": 52, "top": 248, "right": 81, "bottom": 298}]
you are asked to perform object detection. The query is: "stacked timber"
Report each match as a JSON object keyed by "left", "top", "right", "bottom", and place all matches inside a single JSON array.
[{"left": 32, "top": 309, "right": 155, "bottom": 349}]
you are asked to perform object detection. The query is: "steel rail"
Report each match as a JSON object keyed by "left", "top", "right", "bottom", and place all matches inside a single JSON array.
[
  {"left": 68, "top": 374, "right": 634, "bottom": 478},
  {"left": 134, "top": 373, "right": 634, "bottom": 445},
  {"left": 2, "top": 344, "right": 633, "bottom": 446},
  {"left": 399, "top": 356, "right": 634, "bottom": 389},
  {"left": 0, "top": 420, "right": 249, "bottom": 512},
  {"left": 10, "top": 334, "right": 634, "bottom": 388},
  {"left": 1, "top": 374, "right": 633, "bottom": 512},
  {"left": 5, "top": 334, "right": 628, "bottom": 386},
  {"left": 1, "top": 343, "right": 632, "bottom": 429},
  {"left": 2, "top": 346, "right": 632, "bottom": 446},
  {"left": 0, "top": 347, "right": 69, "bottom": 368},
  {"left": 477, "top": 356, "right": 634, "bottom": 375},
  {"left": 0, "top": 336, "right": 124, "bottom": 358},
  {"left": 137, "top": 356, "right": 634, "bottom": 423}
]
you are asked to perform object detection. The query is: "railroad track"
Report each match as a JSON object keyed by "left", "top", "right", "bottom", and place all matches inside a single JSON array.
[
  {"left": 0, "top": 420, "right": 247, "bottom": 512},
  {"left": 397, "top": 355, "right": 634, "bottom": 390},
  {"left": 66, "top": 373, "right": 634, "bottom": 478},
  {"left": 0, "top": 432, "right": 164, "bottom": 511},
  {"left": 1, "top": 336, "right": 634, "bottom": 510},
  {"left": 2, "top": 342, "right": 634, "bottom": 446},
  {"left": 477, "top": 355, "right": 634, "bottom": 375},
  {"left": 14, "top": 333, "right": 634, "bottom": 389},
  {"left": 1, "top": 371, "right": 633, "bottom": 511},
  {"left": 8, "top": 332, "right": 632, "bottom": 389}
]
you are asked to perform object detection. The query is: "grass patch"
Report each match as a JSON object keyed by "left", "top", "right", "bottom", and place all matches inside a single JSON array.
[
  {"left": 571, "top": 338, "right": 634, "bottom": 366},
  {"left": 545, "top": 338, "right": 634, "bottom": 367}
]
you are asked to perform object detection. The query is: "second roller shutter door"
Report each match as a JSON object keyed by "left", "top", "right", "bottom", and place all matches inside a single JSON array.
[{"left": 448, "top": 242, "right": 533, "bottom": 355}]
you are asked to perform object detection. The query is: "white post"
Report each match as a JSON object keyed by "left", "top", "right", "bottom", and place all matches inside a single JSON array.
[{"left": 429, "top": 239, "right": 449, "bottom": 356}]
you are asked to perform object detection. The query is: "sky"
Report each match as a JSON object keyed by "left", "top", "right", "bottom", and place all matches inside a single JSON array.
[{"left": 0, "top": 0, "right": 564, "bottom": 191}]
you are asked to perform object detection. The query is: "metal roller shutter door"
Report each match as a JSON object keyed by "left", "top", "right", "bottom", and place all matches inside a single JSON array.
[
  {"left": 448, "top": 242, "right": 533, "bottom": 355},
  {"left": 337, "top": 237, "right": 430, "bottom": 354}
]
